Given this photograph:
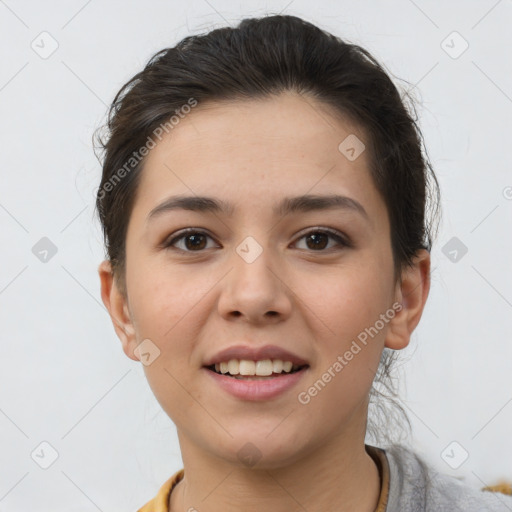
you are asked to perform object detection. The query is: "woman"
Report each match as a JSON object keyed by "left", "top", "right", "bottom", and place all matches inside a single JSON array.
[{"left": 94, "top": 14, "right": 512, "bottom": 511}]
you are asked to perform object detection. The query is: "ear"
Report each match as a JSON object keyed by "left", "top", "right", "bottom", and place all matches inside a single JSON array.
[
  {"left": 98, "top": 260, "right": 139, "bottom": 361},
  {"left": 385, "top": 249, "right": 431, "bottom": 350}
]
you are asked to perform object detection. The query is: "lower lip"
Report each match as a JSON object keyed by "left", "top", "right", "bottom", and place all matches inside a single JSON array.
[{"left": 203, "top": 366, "right": 309, "bottom": 401}]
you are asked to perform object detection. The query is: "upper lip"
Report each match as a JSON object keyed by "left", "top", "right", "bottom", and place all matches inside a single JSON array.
[{"left": 203, "top": 344, "right": 309, "bottom": 367}]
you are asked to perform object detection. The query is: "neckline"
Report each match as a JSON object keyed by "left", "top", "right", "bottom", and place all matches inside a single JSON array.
[
  {"left": 163, "top": 444, "right": 390, "bottom": 511},
  {"left": 365, "top": 444, "right": 390, "bottom": 512}
]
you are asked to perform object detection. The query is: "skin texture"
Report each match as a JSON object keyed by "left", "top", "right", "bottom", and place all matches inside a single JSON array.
[{"left": 99, "top": 91, "right": 430, "bottom": 512}]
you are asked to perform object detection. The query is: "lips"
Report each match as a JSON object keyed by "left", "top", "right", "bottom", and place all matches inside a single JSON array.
[
  {"left": 203, "top": 364, "right": 310, "bottom": 400},
  {"left": 202, "top": 344, "right": 309, "bottom": 367}
]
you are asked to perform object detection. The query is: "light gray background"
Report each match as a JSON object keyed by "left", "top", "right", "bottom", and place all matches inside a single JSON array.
[{"left": 0, "top": 0, "right": 511, "bottom": 510}]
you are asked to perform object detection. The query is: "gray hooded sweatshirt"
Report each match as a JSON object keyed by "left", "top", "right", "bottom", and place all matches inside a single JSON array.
[{"left": 384, "top": 444, "right": 512, "bottom": 511}]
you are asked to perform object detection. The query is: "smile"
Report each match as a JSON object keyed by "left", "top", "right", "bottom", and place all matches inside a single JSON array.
[
  {"left": 203, "top": 362, "right": 310, "bottom": 401},
  {"left": 207, "top": 358, "right": 306, "bottom": 377}
]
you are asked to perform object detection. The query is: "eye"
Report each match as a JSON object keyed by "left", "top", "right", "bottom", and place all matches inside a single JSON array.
[
  {"left": 162, "top": 227, "right": 350, "bottom": 253},
  {"left": 163, "top": 229, "right": 218, "bottom": 252},
  {"left": 293, "top": 228, "right": 350, "bottom": 251}
]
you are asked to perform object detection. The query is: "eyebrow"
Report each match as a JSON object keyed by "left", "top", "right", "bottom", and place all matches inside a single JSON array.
[{"left": 146, "top": 193, "right": 370, "bottom": 223}]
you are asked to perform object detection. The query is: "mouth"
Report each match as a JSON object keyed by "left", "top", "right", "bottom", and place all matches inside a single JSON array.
[
  {"left": 203, "top": 361, "right": 310, "bottom": 401},
  {"left": 204, "top": 362, "right": 309, "bottom": 380}
]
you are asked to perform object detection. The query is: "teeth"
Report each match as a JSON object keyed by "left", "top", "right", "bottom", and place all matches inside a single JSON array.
[
  {"left": 227, "top": 360, "right": 239, "bottom": 375},
  {"left": 240, "top": 360, "right": 256, "bottom": 375},
  {"left": 213, "top": 359, "right": 301, "bottom": 376},
  {"left": 282, "top": 361, "right": 293, "bottom": 372},
  {"left": 256, "top": 360, "right": 273, "bottom": 376},
  {"left": 273, "top": 360, "right": 284, "bottom": 373}
]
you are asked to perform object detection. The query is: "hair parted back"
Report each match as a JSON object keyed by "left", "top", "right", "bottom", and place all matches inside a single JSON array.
[{"left": 94, "top": 13, "right": 441, "bottom": 446}]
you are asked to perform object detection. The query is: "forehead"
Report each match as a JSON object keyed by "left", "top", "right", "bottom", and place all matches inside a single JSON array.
[
  {"left": 131, "top": 91, "right": 385, "bottom": 225},
  {"left": 148, "top": 92, "right": 366, "bottom": 161}
]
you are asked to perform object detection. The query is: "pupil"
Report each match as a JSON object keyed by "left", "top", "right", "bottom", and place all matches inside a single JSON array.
[
  {"left": 307, "top": 233, "right": 327, "bottom": 250},
  {"left": 186, "top": 234, "right": 206, "bottom": 250}
]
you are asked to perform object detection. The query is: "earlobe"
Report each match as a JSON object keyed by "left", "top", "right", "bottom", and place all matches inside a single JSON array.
[
  {"left": 98, "top": 260, "right": 139, "bottom": 362},
  {"left": 384, "top": 249, "right": 431, "bottom": 351}
]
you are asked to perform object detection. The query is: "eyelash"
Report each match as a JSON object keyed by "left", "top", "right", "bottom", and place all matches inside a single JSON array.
[{"left": 162, "top": 227, "right": 351, "bottom": 253}]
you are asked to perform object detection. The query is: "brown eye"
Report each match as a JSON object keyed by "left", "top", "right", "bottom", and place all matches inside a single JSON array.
[
  {"left": 294, "top": 229, "right": 350, "bottom": 251},
  {"left": 163, "top": 227, "right": 350, "bottom": 253},
  {"left": 164, "top": 229, "right": 216, "bottom": 252},
  {"left": 305, "top": 232, "right": 329, "bottom": 250}
]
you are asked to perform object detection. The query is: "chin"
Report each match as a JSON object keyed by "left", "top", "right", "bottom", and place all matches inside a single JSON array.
[{"left": 211, "top": 433, "right": 308, "bottom": 470}]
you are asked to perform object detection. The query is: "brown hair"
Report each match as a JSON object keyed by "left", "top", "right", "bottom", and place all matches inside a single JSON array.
[{"left": 94, "top": 14, "right": 441, "bottom": 445}]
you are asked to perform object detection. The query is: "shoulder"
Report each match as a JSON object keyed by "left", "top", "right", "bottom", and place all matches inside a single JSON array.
[
  {"left": 136, "top": 469, "right": 184, "bottom": 512},
  {"left": 383, "top": 444, "right": 512, "bottom": 512}
]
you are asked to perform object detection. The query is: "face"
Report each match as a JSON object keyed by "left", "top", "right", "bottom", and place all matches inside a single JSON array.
[{"left": 100, "top": 91, "right": 427, "bottom": 469}]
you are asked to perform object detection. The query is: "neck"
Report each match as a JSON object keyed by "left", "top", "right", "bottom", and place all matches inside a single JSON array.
[{"left": 170, "top": 428, "right": 381, "bottom": 512}]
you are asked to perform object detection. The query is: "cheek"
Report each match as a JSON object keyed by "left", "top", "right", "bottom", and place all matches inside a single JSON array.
[
  {"left": 128, "top": 266, "right": 217, "bottom": 395},
  {"left": 127, "top": 260, "right": 207, "bottom": 337},
  {"left": 302, "top": 266, "right": 391, "bottom": 402},
  {"left": 142, "top": 359, "right": 196, "bottom": 431},
  {"left": 297, "top": 297, "right": 386, "bottom": 423},
  {"left": 294, "top": 349, "right": 379, "bottom": 440},
  {"left": 310, "top": 266, "right": 391, "bottom": 341}
]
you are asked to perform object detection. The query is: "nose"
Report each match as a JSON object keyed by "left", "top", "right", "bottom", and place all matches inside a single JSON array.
[{"left": 217, "top": 239, "right": 293, "bottom": 324}]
